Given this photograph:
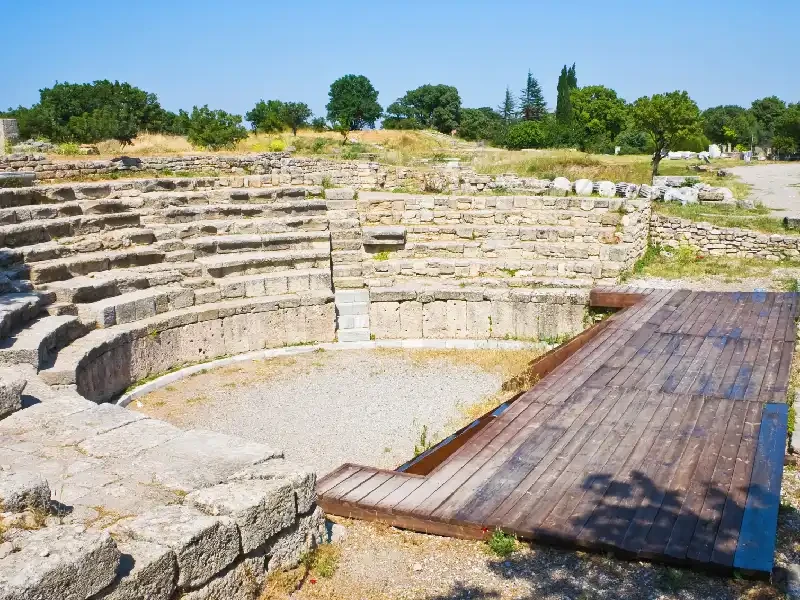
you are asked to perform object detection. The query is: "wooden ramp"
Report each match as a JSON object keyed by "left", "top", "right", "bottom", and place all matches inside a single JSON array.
[{"left": 319, "top": 288, "right": 795, "bottom": 576}]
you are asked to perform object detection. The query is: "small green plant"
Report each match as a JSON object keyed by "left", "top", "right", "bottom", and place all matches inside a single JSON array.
[
  {"left": 311, "top": 137, "right": 327, "bottom": 153},
  {"left": 321, "top": 176, "right": 333, "bottom": 189},
  {"left": 498, "top": 267, "right": 519, "bottom": 277},
  {"left": 486, "top": 528, "right": 517, "bottom": 557},
  {"left": 414, "top": 424, "right": 434, "bottom": 456},
  {"left": 301, "top": 544, "right": 341, "bottom": 578},
  {"left": 55, "top": 142, "right": 81, "bottom": 155},
  {"left": 268, "top": 138, "right": 286, "bottom": 152},
  {"left": 373, "top": 251, "right": 391, "bottom": 261}
]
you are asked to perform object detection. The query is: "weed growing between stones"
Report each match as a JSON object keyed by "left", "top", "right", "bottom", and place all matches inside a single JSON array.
[
  {"left": 413, "top": 424, "right": 434, "bottom": 457},
  {"left": 486, "top": 528, "right": 518, "bottom": 557},
  {"left": 259, "top": 545, "right": 341, "bottom": 599},
  {"left": 372, "top": 251, "right": 390, "bottom": 261}
]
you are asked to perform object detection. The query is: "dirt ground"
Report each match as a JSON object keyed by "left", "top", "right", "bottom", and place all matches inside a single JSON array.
[{"left": 730, "top": 163, "right": 800, "bottom": 217}]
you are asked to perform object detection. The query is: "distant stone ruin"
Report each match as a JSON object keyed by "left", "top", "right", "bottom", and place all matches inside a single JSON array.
[{"left": 0, "top": 119, "right": 19, "bottom": 151}]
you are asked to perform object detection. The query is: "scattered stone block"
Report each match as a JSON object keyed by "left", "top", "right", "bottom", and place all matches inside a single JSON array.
[
  {"left": 0, "top": 369, "right": 26, "bottom": 420},
  {"left": 229, "top": 460, "right": 316, "bottom": 514},
  {"left": 187, "top": 479, "right": 295, "bottom": 553},
  {"left": 574, "top": 178, "right": 593, "bottom": 196},
  {"left": 0, "top": 471, "right": 50, "bottom": 513},
  {"left": 596, "top": 181, "right": 616, "bottom": 198},
  {"left": 552, "top": 177, "right": 571, "bottom": 193},
  {"left": 113, "top": 505, "right": 240, "bottom": 589},
  {"left": 0, "top": 525, "right": 120, "bottom": 600}
]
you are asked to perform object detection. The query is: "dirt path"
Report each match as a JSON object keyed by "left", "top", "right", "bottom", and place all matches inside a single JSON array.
[{"left": 730, "top": 163, "right": 800, "bottom": 216}]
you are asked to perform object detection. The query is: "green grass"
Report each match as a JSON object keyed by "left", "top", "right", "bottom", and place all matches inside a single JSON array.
[
  {"left": 372, "top": 251, "right": 391, "bottom": 261},
  {"left": 486, "top": 529, "right": 518, "bottom": 557},
  {"left": 627, "top": 243, "right": 800, "bottom": 282},
  {"left": 653, "top": 202, "right": 792, "bottom": 235}
]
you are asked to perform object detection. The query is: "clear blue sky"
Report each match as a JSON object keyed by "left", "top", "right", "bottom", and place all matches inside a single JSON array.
[{"left": 3, "top": 0, "right": 799, "bottom": 118}]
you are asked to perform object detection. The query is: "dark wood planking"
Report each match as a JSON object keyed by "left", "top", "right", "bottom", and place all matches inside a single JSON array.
[
  {"left": 317, "top": 464, "right": 362, "bottom": 495},
  {"left": 340, "top": 471, "right": 396, "bottom": 505},
  {"left": 710, "top": 401, "right": 762, "bottom": 567},
  {"left": 733, "top": 403, "right": 789, "bottom": 573}
]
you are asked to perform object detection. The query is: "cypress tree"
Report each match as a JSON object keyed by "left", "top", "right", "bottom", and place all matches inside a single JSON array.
[
  {"left": 519, "top": 71, "right": 547, "bottom": 121},
  {"left": 567, "top": 63, "right": 578, "bottom": 89},
  {"left": 498, "top": 87, "right": 516, "bottom": 124},
  {"left": 556, "top": 65, "right": 572, "bottom": 123}
]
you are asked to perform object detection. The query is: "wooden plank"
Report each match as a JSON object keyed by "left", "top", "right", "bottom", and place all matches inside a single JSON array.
[
  {"left": 757, "top": 340, "right": 788, "bottom": 404},
  {"left": 637, "top": 397, "right": 721, "bottom": 558},
  {"left": 733, "top": 403, "right": 788, "bottom": 574},
  {"left": 317, "top": 464, "right": 361, "bottom": 495},
  {"left": 325, "top": 468, "right": 376, "bottom": 501},
  {"left": 358, "top": 474, "right": 417, "bottom": 507},
  {"left": 662, "top": 398, "right": 739, "bottom": 561},
  {"left": 710, "top": 401, "right": 762, "bottom": 567},
  {"left": 340, "top": 471, "right": 395, "bottom": 505},
  {"left": 618, "top": 395, "right": 706, "bottom": 554},
  {"left": 685, "top": 397, "right": 751, "bottom": 563},
  {"left": 767, "top": 340, "right": 794, "bottom": 403}
]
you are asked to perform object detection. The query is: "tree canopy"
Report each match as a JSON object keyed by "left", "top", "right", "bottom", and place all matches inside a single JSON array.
[
  {"left": 505, "top": 120, "right": 546, "bottom": 149},
  {"left": 457, "top": 107, "right": 503, "bottom": 142},
  {"left": 630, "top": 91, "right": 701, "bottom": 175},
  {"left": 325, "top": 74, "right": 382, "bottom": 131},
  {"left": 383, "top": 84, "right": 461, "bottom": 133},
  {"left": 556, "top": 63, "right": 577, "bottom": 123},
  {"left": 701, "top": 105, "right": 756, "bottom": 148},
  {"left": 519, "top": 71, "right": 546, "bottom": 121},
  {"left": 245, "top": 100, "right": 287, "bottom": 133},
  {"left": 570, "top": 85, "right": 628, "bottom": 152},
  {"left": 774, "top": 103, "right": 800, "bottom": 154},
  {"left": 750, "top": 96, "right": 787, "bottom": 148},
  {"left": 184, "top": 105, "right": 248, "bottom": 150}
]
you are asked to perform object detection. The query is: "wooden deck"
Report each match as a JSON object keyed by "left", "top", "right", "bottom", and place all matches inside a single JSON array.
[{"left": 318, "top": 288, "right": 795, "bottom": 576}]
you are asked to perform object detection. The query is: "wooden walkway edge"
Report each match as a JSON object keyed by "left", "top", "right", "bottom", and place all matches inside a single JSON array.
[{"left": 319, "top": 287, "right": 795, "bottom": 577}]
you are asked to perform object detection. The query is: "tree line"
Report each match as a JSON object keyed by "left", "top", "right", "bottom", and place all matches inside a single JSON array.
[{"left": 4, "top": 71, "right": 800, "bottom": 174}]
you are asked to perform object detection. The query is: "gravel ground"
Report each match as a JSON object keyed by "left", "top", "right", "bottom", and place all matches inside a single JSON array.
[
  {"left": 730, "top": 163, "right": 800, "bottom": 217},
  {"left": 132, "top": 348, "right": 533, "bottom": 475},
  {"left": 628, "top": 268, "right": 800, "bottom": 292}
]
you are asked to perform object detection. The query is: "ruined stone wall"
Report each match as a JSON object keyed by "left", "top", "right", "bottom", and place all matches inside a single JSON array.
[
  {"left": 0, "top": 119, "right": 19, "bottom": 149},
  {"left": 650, "top": 213, "right": 800, "bottom": 260}
]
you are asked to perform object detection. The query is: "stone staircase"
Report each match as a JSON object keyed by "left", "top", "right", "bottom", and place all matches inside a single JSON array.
[{"left": 0, "top": 181, "right": 337, "bottom": 402}]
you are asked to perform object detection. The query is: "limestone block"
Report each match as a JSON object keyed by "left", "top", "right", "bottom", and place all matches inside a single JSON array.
[
  {"left": 399, "top": 301, "right": 423, "bottom": 338},
  {"left": 0, "top": 526, "right": 120, "bottom": 600},
  {"left": 0, "top": 471, "right": 50, "bottom": 513},
  {"left": 552, "top": 177, "right": 571, "bottom": 193},
  {"left": 362, "top": 226, "right": 406, "bottom": 247},
  {"left": 305, "top": 303, "right": 336, "bottom": 343},
  {"left": 180, "top": 556, "right": 266, "bottom": 600},
  {"left": 446, "top": 300, "right": 467, "bottom": 338},
  {"left": 490, "top": 301, "right": 515, "bottom": 338},
  {"left": 113, "top": 505, "right": 240, "bottom": 589},
  {"left": 324, "top": 188, "right": 355, "bottom": 201},
  {"left": 422, "top": 301, "right": 448, "bottom": 338},
  {"left": 266, "top": 507, "right": 326, "bottom": 573},
  {"left": 369, "top": 287, "right": 416, "bottom": 302},
  {"left": 78, "top": 418, "right": 182, "bottom": 459},
  {"left": 0, "top": 369, "right": 26, "bottom": 420},
  {"left": 597, "top": 181, "right": 616, "bottom": 198},
  {"left": 465, "top": 301, "right": 492, "bottom": 338},
  {"left": 230, "top": 460, "right": 316, "bottom": 514},
  {"left": 514, "top": 302, "right": 540, "bottom": 340},
  {"left": 187, "top": 479, "right": 295, "bottom": 554},
  {"left": 574, "top": 179, "right": 593, "bottom": 196},
  {"left": 370, "top": 301, "right": 400, "bottom": 338},
  {"left": 95, "top": 540, "right": 176, "bottom": 600}
]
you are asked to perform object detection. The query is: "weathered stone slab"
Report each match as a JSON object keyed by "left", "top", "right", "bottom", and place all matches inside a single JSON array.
[
  {"left": 229, "top": 460, "right": 316, "bottom": 514},
  {"left": 94, "top": 539, "right": 176, "bottom": 600},
  {"left": 362, "top": 226, "right": 406, "bottom": 247},
  {"left": 0, "top": 525, "right": 120, "bottom": 600},
  {"left": 0, "top": 470, "right": 50, "bottom": 512},
  {"left": 187, "top": 479, "right": 295, "bottom": 553},
  {"left": 265, "top": 507, "right": 326, "bottom": 573},
  {"left": 181, "top": 555, "right": 267, "bottom": 600},
  {"left": 113, "top": 505, "right": 239, "bottom": 589},
  {"left": 0, "top": 369, "right": 26, "bottom": 420}
]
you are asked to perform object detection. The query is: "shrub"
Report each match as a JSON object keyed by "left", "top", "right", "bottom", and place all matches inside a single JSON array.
[
  {"left": 55, "top": 142, "right": 81, "bottom": 155},
  {"left": 185, "top": 105, "right": 248, "bottom": 150},
  {"left": 487, "top": 529, "right": 517, "bottom": 557},
  {"left": 268, "top": 138, "right": 286, "bottom": 152},
  {"left": 311, "top": 117, "right": 328, "bottom": 132},
  {"left": 311, "top": 137, "right": 327, "bottom": 153},
  {"left": 505, "top": 120, "right": 545, "bottom": 149}
]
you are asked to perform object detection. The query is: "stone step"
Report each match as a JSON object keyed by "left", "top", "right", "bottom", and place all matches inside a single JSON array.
[
  {"left": 362, "top": 256, "right": 620, "bottom": 279},
  {"left": 378, "top": 240, "right": 624, "bottom": 260},
  {"left": 77, "top": 285, "right": 194, "bottom": 328},
  {"left": 26, "top": 247, "right": 167, "bottom": 284},
  {"left": 186, "top": 232, "right": 330, "bottom": 256},
  {"left": 0, "top": 201, "right": 83, "bottom": 225},
  {"left": 211, "top": 268, "right": 332, "bottom": 300},
  {"left": 155, "top": 201, "right": 327, "bottom": 224},
  {"left": 196, "top": 249, "right": 330, "bottom": 278},
  {"left": 0, "top": 213, "right": 142, "bottom": 247},
  {"left": 364, "top": 274, "right": 597, "bottom": 290},
  {"left": 0, "top": 315, "right": 89, "bottom": 368},
  {"left": 143, "top": 216, "right": 330, "bottom": 241},
  {"left": 2, "top": 228, "right": 159, "bottom": 266},
  {"left": 405, "top": 222, "right": 620, "bottom": 237},
  {"left": 40, "top": 264, "right": 197, "bottom": 303},
  {"left": 337, "top": 328, "right": 370, "bottom": 342},
  {"left": 0, "top": 292, "right": 54, "bottom": 338},
  {"left": 39, "top": 290, "right": 335, "bottom": 393}
]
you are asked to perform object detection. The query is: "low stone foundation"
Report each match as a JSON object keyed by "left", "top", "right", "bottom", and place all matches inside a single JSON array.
[{"left": 650, "top": 213, "right": 800, "bottom": 260}]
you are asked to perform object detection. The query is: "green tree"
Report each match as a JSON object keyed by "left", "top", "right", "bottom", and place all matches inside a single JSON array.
[
  {"left": 185, "top": 105, "right": 248, "bottom": 150},
  {"left": 457, "top": 107, "right": 504, "bottom": 143},
  {"left": 245, "top": 100, "right": 286, "bottom": 133},
  {"left": 630, "top": 91, "right": 701, "bottom": 176},
  {"left": 701, "top": 105, "right": 755, "bottom": 147},
  {"left": 570, "top": 85, "right": 628, "bottom": 152},
  {"left": 774, "top": 103, "right": 800, "bottom": 155},
  {"left": 751, "top": 96, "right": 787, "bottom": 148},
  {"left": 518, "top": 71, "right": 546, "bottom": 121},
  {"left": 498, "top": 87, "right": 516, "bottom": 125},
  {"left": 383, "top": 84, "right": 461, "bottom": 133},
  {"left": 556, "top": 65, "right": 577, "bottom": 124},
  {"left": 325, "top": 74, "right": 382, "bottom": 131},
  {"left": 281, "top": 102, "right": 312, "bottom": 136},
  {"left": 310, "top": 117, "right": 327, "bottom": 132},
  {"left": 505, "top": 120, "right": 545, "bottom": 149}
]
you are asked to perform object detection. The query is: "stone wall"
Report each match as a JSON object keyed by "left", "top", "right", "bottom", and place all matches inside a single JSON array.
[
  {"left": 0, "top": 119, "right": 19, "bottom": 149},
  {"left": 650, "top": 213, "right": 800, "bottom": 260}
]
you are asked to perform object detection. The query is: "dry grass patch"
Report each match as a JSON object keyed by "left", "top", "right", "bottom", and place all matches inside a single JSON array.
[{"left": 653, "top": 201, "right": 790, "bottom": 235}]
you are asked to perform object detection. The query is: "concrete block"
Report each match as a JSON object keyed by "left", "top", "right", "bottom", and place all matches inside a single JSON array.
[
  {"left": 369, "top": 302, "right": 399, "bottom": 338},
  {"left": 399, "top": 301, "right": 423, "bottom": 338},
  {"left": 337, "top": 302, "right": 369, "bottom": 316},
  {"left": 335, "top": 289, "right": 369, "bottom": 304},
  {"left": 446, "top": 300, "right": 467, "bottom": 338},
  {"left": 423, "top": 301, "right": 448, "bottom": 338},
  {"left": 337, "top": 328, "right": 370, "bottom": 342}
]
